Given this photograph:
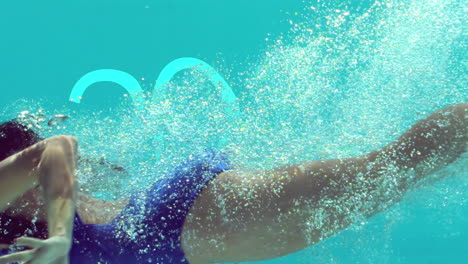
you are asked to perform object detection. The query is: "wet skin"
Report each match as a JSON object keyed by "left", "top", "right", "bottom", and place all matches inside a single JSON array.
[{"left": 0, "top": 103, "right": 466, "bottom": 264}]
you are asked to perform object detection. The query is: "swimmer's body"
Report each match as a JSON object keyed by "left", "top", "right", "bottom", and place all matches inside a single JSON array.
[{"left": 0, "top": 103, "right": 466, "bottom": 264}]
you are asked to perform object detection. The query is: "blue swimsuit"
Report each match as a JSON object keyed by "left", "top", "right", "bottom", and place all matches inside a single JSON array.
[{"left": 0, "top": 149, "right": 233, "bottom": 264}]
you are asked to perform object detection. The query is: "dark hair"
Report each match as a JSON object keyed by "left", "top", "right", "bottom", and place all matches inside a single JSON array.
[{"left": 0, "top": 120, "right": 43, "bottom": 162}]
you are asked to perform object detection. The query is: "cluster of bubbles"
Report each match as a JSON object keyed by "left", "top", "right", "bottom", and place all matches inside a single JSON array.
[
  {"left": 235, "top": 0, "right": 466, "bottom": 263},
  {"left": 236, "top": 0, "right": 465, "bottom": 167}
]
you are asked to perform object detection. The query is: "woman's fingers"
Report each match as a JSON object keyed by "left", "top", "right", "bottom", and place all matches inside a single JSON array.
[
  {"left": 15, "top": 237, "right": 44, "bottom": 248},
  {"left": 0, "top": 249, "right": 34, "bottom": 264},
  {"left": 0, "top": 237, "right": 44, "bottom": 264}
]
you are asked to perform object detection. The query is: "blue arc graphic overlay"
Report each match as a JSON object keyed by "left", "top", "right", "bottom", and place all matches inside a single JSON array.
[
  {"left": 69, "top": 57, "right": 240, "bottom": 118},
  {"left": 69, "top": 69, "right": 145, "bottom": 107},
  {"left": 152, "top": 57, "right": 240, "bottom": 117}
]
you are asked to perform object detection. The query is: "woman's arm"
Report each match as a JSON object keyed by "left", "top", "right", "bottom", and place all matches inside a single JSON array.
[
  {"left": 182, "top": 103, "right": 467, "bottom": 264},
  {"left": 0, "top": 135, "right": 78, "bottom": 264}
]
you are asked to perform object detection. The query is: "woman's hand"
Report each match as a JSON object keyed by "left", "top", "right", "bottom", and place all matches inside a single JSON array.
[
  {"left": 0, "top": 135, "right": 77, "bottom": 264},
  {"left": 0, "top": 236, "right": 70, "bottom": 264}
]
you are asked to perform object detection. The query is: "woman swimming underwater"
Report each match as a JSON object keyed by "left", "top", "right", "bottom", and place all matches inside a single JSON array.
[{"left": 0, "top": 103, "right": 466, "bottom": 264}]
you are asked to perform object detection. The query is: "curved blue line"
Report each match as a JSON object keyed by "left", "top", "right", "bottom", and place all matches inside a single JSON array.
[
  {"left": 69, "top": 58, "right": 240, "bottom": 120},
  {"left": 69, "top": 59, "right": 239, "bottom": 150},
  {"left": 152, "top": 57, "right": 240, "bottom": 118},
  {"left": 69, "top": 69, "right": 144, "bottom": 108}
]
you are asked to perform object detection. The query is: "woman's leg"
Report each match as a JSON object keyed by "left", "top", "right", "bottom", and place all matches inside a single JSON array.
[{"left": 182, "top": 103, "right": 467, "bottom": 264}]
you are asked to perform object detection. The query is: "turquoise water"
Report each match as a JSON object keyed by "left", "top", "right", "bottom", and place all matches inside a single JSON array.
[{"left": 1, "top": 0, "right": 467, "bottom": 263}]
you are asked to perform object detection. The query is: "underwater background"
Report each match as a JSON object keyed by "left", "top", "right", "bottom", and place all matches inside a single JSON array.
[{"left": 1, "top": 0, "right": 467, "bottom": 263}]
